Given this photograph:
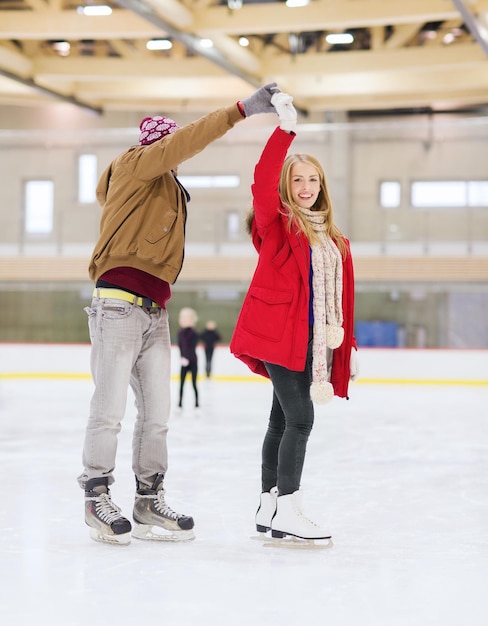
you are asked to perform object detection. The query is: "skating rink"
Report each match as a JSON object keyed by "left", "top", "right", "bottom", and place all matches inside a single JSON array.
[{"left": 0, "top": 343, "right": 487, "bottom": 626}]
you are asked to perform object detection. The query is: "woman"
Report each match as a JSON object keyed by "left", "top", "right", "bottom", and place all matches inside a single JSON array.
[{"left": 230, "top": 93, "right": 358, "bottom": 543}]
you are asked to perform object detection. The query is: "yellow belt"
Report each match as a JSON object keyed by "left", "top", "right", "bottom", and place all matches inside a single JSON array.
[{"left": 92, "top": 288, "right": 160, "bottom": 308}]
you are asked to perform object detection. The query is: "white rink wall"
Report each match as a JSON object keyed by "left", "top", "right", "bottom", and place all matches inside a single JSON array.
[{"left": 0, "top": 343, "right": 486, "bottom": 384}]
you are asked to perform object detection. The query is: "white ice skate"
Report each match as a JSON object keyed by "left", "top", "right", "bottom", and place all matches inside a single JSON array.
[
  {"left": 252, "top": 487, "right": 278, "bottom": 540},
  {"left": 266, "top": 490, "right": 333, "bottom": 550}
]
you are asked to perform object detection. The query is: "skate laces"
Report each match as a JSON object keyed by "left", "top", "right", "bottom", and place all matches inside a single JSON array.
[
  {"left": 92, "top": 493, "right": 125, "bottom": 524},
  {"left": 153, "top": 490, "right": 181, "bottom": 521},
  {"left": 300, "top": 512, "right": 320, "bottom": 528},
  {"left": 294, "top": 500, "right": 321, "bottom": 528}
]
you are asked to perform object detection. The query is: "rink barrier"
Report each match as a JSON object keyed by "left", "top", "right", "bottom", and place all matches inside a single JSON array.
[
  {"left": 0, "top": 372, "right": 487, "bottom": 386},
  {"left": 1, "top": 345, "right": 487, "bottom": 386}
]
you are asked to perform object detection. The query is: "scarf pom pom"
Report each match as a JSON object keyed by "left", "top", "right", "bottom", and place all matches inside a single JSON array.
[
  {"left": 326, "top": 324, "right": 344, "bottom": 349},
  {"left": 310, "top": 380, "right": 334, "bottom": 404}
]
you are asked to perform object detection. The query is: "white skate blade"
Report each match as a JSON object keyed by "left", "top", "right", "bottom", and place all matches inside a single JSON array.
[
  {"left": 89, "top": 528, "right": 131, "bottom": 546},
  {"left": 132, "top": 523, "right": 195, "bottom": 542},
  {"left": 263, "top": 535, "right": 333, "bottom": 550},
  {"left": 250, "top": 532, "right": 270, "bottom": 542}
]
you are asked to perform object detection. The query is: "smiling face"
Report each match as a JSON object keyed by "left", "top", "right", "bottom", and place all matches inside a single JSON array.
[{"left": 289, "top": 161, "right": 321, "bottom": 210}]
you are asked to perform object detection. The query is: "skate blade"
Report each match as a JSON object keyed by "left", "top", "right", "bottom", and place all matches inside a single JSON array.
[
  {"left": 250, "top": 532, "right": 270, "bottom": 542},
  {"left": 132, "top": 524, "right": 195, "bottom": 542},
  {"left": 89, "top": 528, "right": 131, "bottom": 546},
  {"left": 263, "top": 535, "right": 333, "bottom": 550}
]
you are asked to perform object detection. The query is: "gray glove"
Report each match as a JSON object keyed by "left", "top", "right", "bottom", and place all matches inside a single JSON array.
[{"left": 240, "top": 82, "right": 280, "bottom": 117}]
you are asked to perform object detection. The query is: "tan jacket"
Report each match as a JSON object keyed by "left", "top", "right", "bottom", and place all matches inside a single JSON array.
[{"left": 89, "top": 105, "right": 244, "bottom": 284}]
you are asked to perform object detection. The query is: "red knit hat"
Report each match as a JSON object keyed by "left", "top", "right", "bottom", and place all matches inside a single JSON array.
[{"left": 139, "top": 115, "right": 179, "bottom": 145}]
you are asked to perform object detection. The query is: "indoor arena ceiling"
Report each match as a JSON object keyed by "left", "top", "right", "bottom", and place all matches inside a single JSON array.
[{"left": 1, "top": 0, "right": 488, "bottom": 116}]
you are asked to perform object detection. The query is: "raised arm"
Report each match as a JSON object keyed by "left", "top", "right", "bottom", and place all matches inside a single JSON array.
[{"left": 251, "top": 128, "right": 295, "bottom": 232}]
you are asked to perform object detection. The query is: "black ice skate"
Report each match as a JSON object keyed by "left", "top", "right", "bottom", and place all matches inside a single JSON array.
[
  {"left": 84, "top": 477, "right": 132, "bottom": 545},
  {"left": 132, "top": 474, "right": 195, "bottom": 542}
]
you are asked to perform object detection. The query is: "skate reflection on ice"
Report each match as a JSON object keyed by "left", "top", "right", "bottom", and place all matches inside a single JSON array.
[{"left": 263, "top": 535, "right": 334, "bottom": 550}]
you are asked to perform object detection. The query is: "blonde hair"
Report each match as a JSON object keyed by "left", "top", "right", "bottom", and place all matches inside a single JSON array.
[
  {"left": 246, "top": 153, "right": 347, "bottom": 258},
  {"left": 178, "top": 307, "right": 198, "bottom": 328}
]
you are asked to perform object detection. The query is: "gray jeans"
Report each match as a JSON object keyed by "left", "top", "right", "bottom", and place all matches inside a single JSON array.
[{"left": 77, "top": 297, "right": 171, "bottom": 490}]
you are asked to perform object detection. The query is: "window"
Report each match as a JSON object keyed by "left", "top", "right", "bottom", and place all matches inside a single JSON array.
[
  {"left": 24, "top": 180, "right": 54, "bottom": 235},
  {"left": 468, "top": 181, "right": 488, "bottom": 206},
  {"left": 78, "top": 154, "right": 97, "bottom": 203},
  {"left": 411, "top": 180, "right": 488, "bottom": 208},
  {"left": 380, "top": 181, "right": 401, "bottom": 208},
  {"left": 226, "top": 211, "right": 240, "bottom": 239}
]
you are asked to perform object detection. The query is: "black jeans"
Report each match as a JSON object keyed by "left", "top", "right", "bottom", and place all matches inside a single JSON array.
[{"left": 262, "top": 331, "right": 314, "bottom": 495}]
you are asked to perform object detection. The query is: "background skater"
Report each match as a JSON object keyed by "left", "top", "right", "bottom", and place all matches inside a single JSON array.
[
  {"left": 200, "top": 320, "right": 222, "bottom": 377},
  {"left": 177, "top": 307, "right": 200, "bottom": 409}
]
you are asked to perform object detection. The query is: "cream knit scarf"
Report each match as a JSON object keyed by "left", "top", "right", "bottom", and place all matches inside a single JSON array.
[{"left": 298, "top": 207, "right": 344, "bottom": 404}]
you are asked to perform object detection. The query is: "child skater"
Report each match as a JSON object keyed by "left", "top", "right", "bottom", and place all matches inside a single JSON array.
[{"left": 177, "top": 307, "right": 200, "bottom": 409}]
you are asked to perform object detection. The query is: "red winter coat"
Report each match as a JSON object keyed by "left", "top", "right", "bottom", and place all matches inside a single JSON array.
[{"left": 230, "top": 127, "right": 356, "bottom": 398}]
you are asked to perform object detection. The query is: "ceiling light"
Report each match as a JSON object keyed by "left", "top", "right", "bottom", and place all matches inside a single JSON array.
[
  {"left": 238, "top": 37, "right": 250, "bottom": 47},
  {"left": 199, "top": 39, "right": 214, "bottom": 49},
  {"left": 325, "top": 33, "right": 354, "bottom": 45},
  {"left": 227, "top": 0, "right": 243, "bottom": 8},
  {"left": 289, "top": 33, "right": 299, "bottom": 52},
  {"left": 146, "top": 39, "right": 173, "bottom": 51},
  {"left": 77, "top": 5, "right": 112, "bottom": 16},
  {"left": 52, "top": 41, "right": 71, "bottom": 56},
  {"left": 285, "top": 0, "right": 310, "bottom": 6}
]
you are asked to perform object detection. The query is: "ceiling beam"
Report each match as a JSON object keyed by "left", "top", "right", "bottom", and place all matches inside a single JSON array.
[
  {"left": 112, "top": 0, "right": 262, "bottom": 88},
  {"left": 29, "top": 42, "right": 486, "bottom": 81},
  {"left": 4, "top": 0, "right": 488, "bottom": 40},
  {"left": 0, "top": 67, "right": 102, "bottom": 114},
  {"left": 193, "top": 0, "right": 488, "bottom": 35},
  {"left": 0, "top": 10, "right": 159, "bottom": 39},
  {"left": 451, "top": 0, "right": 488, "bottom": 56}
]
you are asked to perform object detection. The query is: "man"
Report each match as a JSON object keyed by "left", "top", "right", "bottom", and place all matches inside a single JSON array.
[{"left": 78, "top": 83, "right": 280, "bottom": 545}]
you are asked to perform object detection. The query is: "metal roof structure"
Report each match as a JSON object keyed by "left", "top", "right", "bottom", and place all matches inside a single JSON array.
[{"left": 1, "top": 0, "right": 488, "bottom": 115}]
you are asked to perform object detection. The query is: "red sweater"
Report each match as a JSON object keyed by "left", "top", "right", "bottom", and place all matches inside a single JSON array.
[{"left": 230, "top": 127, "right": 356, "bottom": 399}]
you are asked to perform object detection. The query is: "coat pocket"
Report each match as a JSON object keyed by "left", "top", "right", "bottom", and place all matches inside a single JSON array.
[
  {"left": 242, "top": 286, "right": 293, "bottom": 342},
  {"left": 144, "top": 210, "right": 177, "bottom": 244},
  {"left": 272, "top": 244, "right": 290, "bottom": 269}
]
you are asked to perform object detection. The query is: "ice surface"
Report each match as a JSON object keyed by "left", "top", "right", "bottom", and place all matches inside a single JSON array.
[{"left": 0, "top": 344, "right": 487, "bottom": 626}]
